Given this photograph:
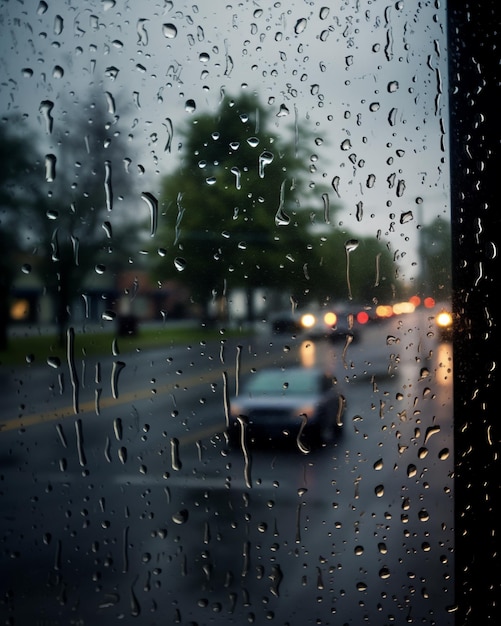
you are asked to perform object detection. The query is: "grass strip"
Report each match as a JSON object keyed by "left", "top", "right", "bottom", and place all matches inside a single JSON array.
[{"left": 0, "top": 323, "right": 248, "bottom": 367}]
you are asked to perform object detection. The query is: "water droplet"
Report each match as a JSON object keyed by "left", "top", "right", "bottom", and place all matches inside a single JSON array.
[
  {"left": 170, "top": 437, "right": 182, "bottom": 470},
  {"left": 341, "top": 139, "right": 351, "bottom": 151},
  {"left": 230, "top": 166, "right": 241, "bottom": 189},
  {"left": 375, "top": 484, "right": 385, "bottom": 497},
  {"left": 118, "top": 446, "right": 127, "bottom": 464},
  {"left": 322, "top": 193, "right": 330, "bottom": 224},
  {"left": 331, "top": 176, "right": 341, "bottom": 197},
  {"left": 388, "top": 107, "right": 398, "bottom": 126},
  {"left": 396, "top": 179, "right": 406, "bottom": 198},
  {"left": 418, "top": 447, "right": 429, "bottom": 459},
  {"left": 407, "top": 464, "right": 417, "bottom": 477},
  {"left": 141, "top": 191, "right": 158, "bottom": 237},
  {"left": 319, "top": 7, "right": 330, "bottom": 19},
  {"left": 185, "top": 99, "right": 196, "bottom": 113},
  {"left": 101, "top": 310, "right": 116, "bottom": 322},
  {"left": 199, "top": 52, "right": 210, "bottom": 63},
  {"left": 277, "top": 104, "right": 290, "bottom": 117},
  {"left": 95, "top": 264, "right": 106, "bottom": 274},
  {"left": 388, "top": 80, "right": 399, "bottom": 93},
  {"left": 275, "top": 180, "right": 290, "bottom": 226},
  {"left": 102, "top": 221, "right": 112, "bottom": 238},
  {"left": 269, "top": 564, "right": 283, "bottom": 596},
  {"left": 105, "top": 66, "right": 120, "bottom": 80},
  {"left": 75, "top": 418, "right": 86, "bottom": 466},
  {"left": 113, "top": 418, "right": 123, "bottom": 441},
  {"left": 111, "top": 360, "right": 125, "bottom": 399},
  {"left": 247, "top": 136, "right": 259, "bottom": 148},
  {"left": 47, "top": 356, "right": 61, "bottom": 369},
  {"left": 163, "top": 23, "right": 177, "bottom": 38},
  {"left": 345, "top": 239, "right": 359, "bottom": 253},
  {"left": 174, "top": 257, "right": 187, "bottom": 272},
  {"left": 52, "top": 65, "right": 64, "bottom": 79},
  {"left": 379, "top": 567, "right": 391, "bottom": 579},
  {"left": 39, "top": 100, "right": 54, "bottom": 133},
  {"left": 45, "top": 154, "right": 56, "bottom": 182},
  {"left": 258, "top": 151, "right": 274, "bottom": 178},
  {"left": 172, "top": 509, "right": 188, "bottom": 524},
  {"left": 21, "top": 263, "right": 32, "bottom": 274},
  {"left": 104, "top": 160, "right": 113, "bottom": 211},
  {"left": 294, "top": 18, "right": 308, "bottom": 34},
  {"left": 438, "top": 448, "right": 450, "bottom": 460}
]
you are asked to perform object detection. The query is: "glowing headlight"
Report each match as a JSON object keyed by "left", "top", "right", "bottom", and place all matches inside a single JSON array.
[
  {"left": 436, "top": 311, "right": 453, "bottom": 329},
  {"left": 301, "top": 313, "right": 316, "bottom": 329},
  {"left": 323, "top": 311, "right": 337, "bottom": 326}
]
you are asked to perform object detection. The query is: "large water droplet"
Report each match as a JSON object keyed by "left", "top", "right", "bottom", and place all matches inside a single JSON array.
[
  {"left": 163, "top": 23, "right": 177, "bottom": 38},
  {"left": 258, "top": 151, "right": 274, "bottom": 178},
  {"left": 104, "top": 160, "right": 113, "bottom": 211},
  {"left": 174, "top": 257, "right": 187, "bottom": 272},
  {"left": 141, "top": 191, "right": 158, "bottom": 237},
  {"left": 45, "top": 154, "right": 56, "bottom": 182},
  {"left": 294, "top": 18, "right": 307, "bottom": 34},
  {"left": 111, "top": 360, "right": 126, "bottom": 399},
  {"left": 172, "top": 509, "right": 188, "bottom": 524},
  {"left": 230, "top": 166, "right": 241, "bottom": 189},
  {"left": 39, "top": 100, "right": 54, "bottom": 133}
]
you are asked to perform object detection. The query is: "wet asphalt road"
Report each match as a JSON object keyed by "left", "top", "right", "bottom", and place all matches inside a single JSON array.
[{"left": 0, "top": 314, "right": 454, "bottom": 625}]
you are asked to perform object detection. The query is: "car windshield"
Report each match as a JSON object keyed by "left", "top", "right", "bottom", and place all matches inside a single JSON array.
[{"left": 245, "top": 369, "right": 321, "bottom": 396}]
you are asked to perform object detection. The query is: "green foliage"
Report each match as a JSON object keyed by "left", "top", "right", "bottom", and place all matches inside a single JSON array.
[
  {"left": 152, "top": 93, "right": 335, "bottom": 309},
  {"left": 417, "top": 215, "right": 452, "bottom": 300}
]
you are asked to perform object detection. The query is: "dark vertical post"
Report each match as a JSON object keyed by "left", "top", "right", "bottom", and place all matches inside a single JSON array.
[{"left": 448, "top": 2, "right": 500, "bottom": 623}]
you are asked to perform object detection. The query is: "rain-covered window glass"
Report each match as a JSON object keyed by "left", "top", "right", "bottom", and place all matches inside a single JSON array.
[{"left": 1, "top": 2, "right": 457, "bottom": 623}]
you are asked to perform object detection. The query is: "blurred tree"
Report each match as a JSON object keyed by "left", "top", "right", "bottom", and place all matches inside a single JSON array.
[
  {"left": 29, "top": 89, "right": 141, "bottom": 344},
  {"left": 151, "top": 92, "right": 338, "bottom": 319},
  {"left": 313, "top": 230, "right": 399, "bottom": 305},
  {"left": 0, "top": 122, "right": 38, "bottom": 350},
  {"left": 417, "top": 215, "right": 452, "bottom": 301}
]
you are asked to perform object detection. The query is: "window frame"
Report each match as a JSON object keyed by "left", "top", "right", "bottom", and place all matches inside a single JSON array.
[{"left": 448, "top": 2, "right": 500, "bottom": 622}]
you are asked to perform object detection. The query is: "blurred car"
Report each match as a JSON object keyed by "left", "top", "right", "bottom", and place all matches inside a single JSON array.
[
  {"left": 434, "top": 306, "right": 453, "bottom": 341},
  {"left": 299, "top": 304, "right": 369, "bottom": 343},
  {"left": 269, "top": 309, "right": 302, "bottom": 334},
  {"left": 228, "top": 366, "right": 345, "bottom": 449}
]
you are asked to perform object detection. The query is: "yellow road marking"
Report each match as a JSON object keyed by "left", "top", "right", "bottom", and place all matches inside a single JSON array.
[{"left": 1, "top": 350, "right": 285, "bottom": 433}]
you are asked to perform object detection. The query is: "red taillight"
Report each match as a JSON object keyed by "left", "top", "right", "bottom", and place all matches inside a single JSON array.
[{"left": 356, "top": 311, "right": 369, "bottom": 325}]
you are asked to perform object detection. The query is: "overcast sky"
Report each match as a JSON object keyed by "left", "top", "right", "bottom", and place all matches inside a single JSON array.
[{"left": 1, "top": 0, "right": 449, "bottom": 282}]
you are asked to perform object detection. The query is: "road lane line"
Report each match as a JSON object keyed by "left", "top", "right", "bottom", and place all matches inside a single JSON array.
[{"left": 1, "top": 351, "right": 287, "bottom": 433}]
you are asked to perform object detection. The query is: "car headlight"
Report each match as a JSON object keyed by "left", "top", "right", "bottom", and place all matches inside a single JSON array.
[
  {"left": 301, "top": 313, "right": 316, "bottom": 329},
  {"left": 323, "top": 311, "right": 337, "bottom": 326},
  {"left": 436, "top": 310, "right": 453, "bottom": 329}
]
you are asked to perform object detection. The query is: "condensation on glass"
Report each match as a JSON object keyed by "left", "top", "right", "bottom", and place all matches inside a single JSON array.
[{"left": 0, "top": 2, "right": 453, "bottom": 624}]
